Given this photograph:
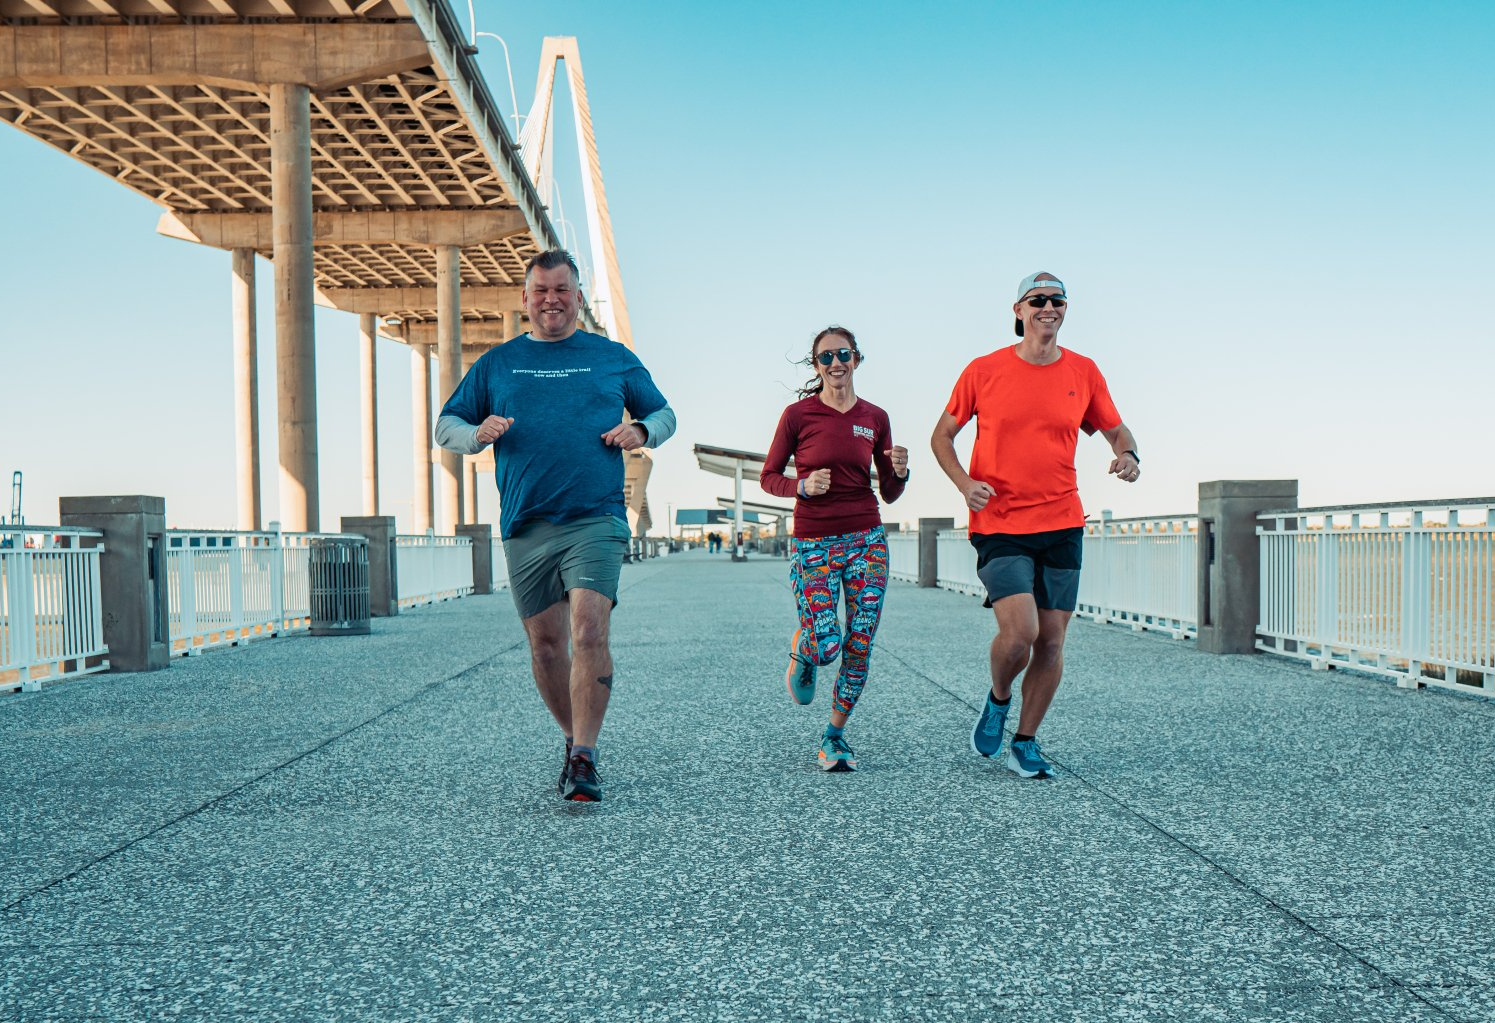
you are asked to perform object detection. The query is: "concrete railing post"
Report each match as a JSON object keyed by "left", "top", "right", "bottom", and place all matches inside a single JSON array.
[
  {"left": 59, "top": 495, "right": 169, "bottom": 673},
  {"left": 341, "top": 515, "right": 398, "bottom": 617},
  {"left": 1196, "top": 480, "right": 1298, "bottom": 655},
  {"left": 455, "top": 523, "right": 493, "bottom": 595},
  {"left": 918, "top": 517, "right": 954, "bottom": 588}
]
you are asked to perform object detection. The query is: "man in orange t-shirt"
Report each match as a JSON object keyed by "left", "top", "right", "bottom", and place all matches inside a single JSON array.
[{"left": 931, "top": 272, "right": 1141, "bottom": 780}]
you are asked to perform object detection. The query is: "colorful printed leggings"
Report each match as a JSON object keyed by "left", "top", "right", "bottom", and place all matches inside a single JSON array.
[{"left": 790, "top": 526, "right": 889, "bottom": 718}]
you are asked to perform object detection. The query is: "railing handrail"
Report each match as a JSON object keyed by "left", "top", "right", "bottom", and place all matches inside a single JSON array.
[
  {"left": 1259, "top": 498, "right": 1495, "bottom": 518},
  {"left": 0, "top": 525, "right": 104, "bottom": 536},
  {"left": 165, "top": 529, "right": 366, "bottom": 539},
  {"left": 1087, "top": 512, "right": 1197, "bottom": 527}
]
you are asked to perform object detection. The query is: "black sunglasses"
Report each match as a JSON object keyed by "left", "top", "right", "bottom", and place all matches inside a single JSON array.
[
  {"left": 1024, "top": 295, "right": 1067, "bottom": 309},
  {"left": 815, "top": 348, "right": 856, "bottom": 366}
]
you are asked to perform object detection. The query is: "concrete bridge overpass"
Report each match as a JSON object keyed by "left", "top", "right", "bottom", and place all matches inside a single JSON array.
[{"left": 0, "top": 0, "right": 652, "bottom": 535}]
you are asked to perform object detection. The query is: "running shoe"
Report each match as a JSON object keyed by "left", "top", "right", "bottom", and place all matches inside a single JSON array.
[
  {"left": 556, "top": 741, "right": 572, "bottom": 796},
  {"left": 1005, "top": 738, "right": 1054, "bottom": 780},
  {"left": 970, "top": 694, "right": 1010, "bottom": 758},
  {"left": 785, "top": 627, "right": 817, "bottom": 705},
  {"left": 563, "top": 753, "right": 602, "bottom": 802},
  {"left": 817, "top": 734, "right": 857, "bottom": 773}
]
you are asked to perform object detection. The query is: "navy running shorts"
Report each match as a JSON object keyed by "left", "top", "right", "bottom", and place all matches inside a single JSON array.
[{"left": 970, "top": 527, "right": 1084, "bottom": 611}]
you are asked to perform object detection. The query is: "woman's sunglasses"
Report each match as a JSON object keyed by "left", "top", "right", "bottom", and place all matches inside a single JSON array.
[
  {"left": 816, "top": 348, "right": 856, "bottom": 366},
  {"left": 1024, "top": 295, "right": 1067, "bottom": 309}
]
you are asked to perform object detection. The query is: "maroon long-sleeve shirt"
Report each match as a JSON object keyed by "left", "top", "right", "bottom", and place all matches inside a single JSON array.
[{"left": 761, "top": 395, "right": 906, "bottom": 539}]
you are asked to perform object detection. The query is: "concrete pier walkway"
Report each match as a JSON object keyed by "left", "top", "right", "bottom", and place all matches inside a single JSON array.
[{"left": 3, "top": 553, "right": 1493, "bottom": 1022}]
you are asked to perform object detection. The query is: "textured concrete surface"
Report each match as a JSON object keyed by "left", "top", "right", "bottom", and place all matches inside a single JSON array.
[{"left": 3, "top": 552, "right": 1492, "bottom": 1022}]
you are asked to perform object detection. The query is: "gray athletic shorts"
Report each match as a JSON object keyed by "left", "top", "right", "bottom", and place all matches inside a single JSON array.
[
  {"left": 503, "top": 515, "right": 631, "bottom": 619},
  {"left": 971, "top": 527, "right": 1084, "bottom": 611}
]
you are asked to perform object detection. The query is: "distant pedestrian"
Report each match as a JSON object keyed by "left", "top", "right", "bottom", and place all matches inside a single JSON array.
[
  {"left": 435, "top": 249, "right": 677, "bottom": 803},
  {"left": 761, "top": 326, "right": 908, "bottom": 771},
  {"left": 931, "top": 272, "right": 1139, "bottom": 779}
]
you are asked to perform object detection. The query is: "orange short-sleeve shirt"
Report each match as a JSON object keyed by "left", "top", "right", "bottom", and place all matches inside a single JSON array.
[{"left": 945, "top": 345, "right": 1122, "bottom": 535}]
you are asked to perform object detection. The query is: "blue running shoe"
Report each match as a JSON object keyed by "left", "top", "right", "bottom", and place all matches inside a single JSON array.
[
  {"left": 817, "top": 733, "right": 857, "bottom": 772},
  {"left": 1005, "top": 738, "right": 1054, "bottom": 779},
  {"left": 785, "top": 627, "right": 816, "bottom": 705},
  {"left": 970, "top": 694, "right": 1010, "bottom": 758}
]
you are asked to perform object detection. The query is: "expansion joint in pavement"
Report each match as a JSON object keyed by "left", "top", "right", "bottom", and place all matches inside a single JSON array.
[
  {"left": 0, "top": 638, "right": 529, "bottom": 916},
  {"left": 874, "top": 641, "right": 1468, "bottom": 1022}
]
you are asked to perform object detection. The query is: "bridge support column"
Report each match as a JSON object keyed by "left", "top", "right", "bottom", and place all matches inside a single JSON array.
[
  {"left": 506, "top": 305, "right": 524, "bottom": 342},
  {"left": 359, "top": 313, "right": 380, "bottom": 515},
  {"left": 231, "top": 248, "right": 261, "bottom": 531},
  {"left": 270, "top": 82, "right": 318, "bottom": 531},
  {"left": 456, "top": 523, "right": 493, "bottom": 596},
  {"left": 464, "top": 459, "right": 478, "bottom": 524},
  {"left": 410, "top": 342, "right": 433, "bottom": 533},
  {"left": 436, "top": 243, "right": 463, "bottom": 532},
  {"left": 1197, "top": 480, "right": 1299, "bottom": 655},
  {"left": 59, "top": 496, "right": 169, "bottom": 673},
  {"left": 341, "top": 515, "right": 398, "bottom": 617},
  {"left": 918, "top": 518, "right": 954, "bottom": 588}
]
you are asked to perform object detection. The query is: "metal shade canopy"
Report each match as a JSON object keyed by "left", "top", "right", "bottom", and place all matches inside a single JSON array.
[
  {"left": 715, "top": 498, "right": 794, "bottom": 523},
  {"left": 693, "top": 444, "right": 790, "bottom": 559}
]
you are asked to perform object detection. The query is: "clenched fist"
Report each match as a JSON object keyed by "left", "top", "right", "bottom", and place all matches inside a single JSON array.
[
  {"left": 601, "top": 422, "right": 647, "bottom": 450},
  {"left": 885, "top": 445, "right": 909, "bottom": 479},
  {"left": 963, "top": 480, "right": 995, "bottom": 511},
  {"left": 799, "top": 468, "right": 832, "bottom": 498},
  {"left": 476, "top": 416, "right": 514, "bottom": 445}
]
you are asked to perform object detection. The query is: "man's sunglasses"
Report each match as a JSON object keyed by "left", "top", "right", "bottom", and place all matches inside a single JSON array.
[
  {"left": 1024, "top": 295, "right": 1067, "bottom": 309},
  {"left": 816, "top": 348, "right": 856, "bottom": 366}
]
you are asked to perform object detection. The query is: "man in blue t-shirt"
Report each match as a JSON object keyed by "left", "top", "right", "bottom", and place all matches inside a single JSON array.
[{"left": 435, "top": 249, "right": 676, "bottom": 803}]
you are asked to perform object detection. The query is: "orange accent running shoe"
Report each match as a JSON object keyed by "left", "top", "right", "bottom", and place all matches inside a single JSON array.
[{"left": 786, "top": 628, "right": 816, "bottom": 705}]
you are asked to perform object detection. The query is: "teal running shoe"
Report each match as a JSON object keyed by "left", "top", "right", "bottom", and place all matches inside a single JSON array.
[
  {"left": 1005, "top": 738, "right": 1054, "bottom": 779},
  {"left": 817, "top": 734, "right": 857, "bottom": 772},
  {"left": 785, "top": 627, "right": 817, "bottom": 705},
  {"left": 970, "top": 694, "right": 1010, "bottom": 758}
]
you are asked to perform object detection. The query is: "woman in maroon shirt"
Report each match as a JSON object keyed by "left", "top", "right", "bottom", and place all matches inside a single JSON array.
[{"left": 761, "top": 326, "right": 908, "bottom": 771}]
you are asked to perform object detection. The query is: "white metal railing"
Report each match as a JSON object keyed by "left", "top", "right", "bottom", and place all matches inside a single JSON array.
[
  {"left": 1076, "top": 514, "right": 1198, "bottom": 638},
  {"left": 396, "top": 533, "right": 474, "bottom": 609},
  {"left": 934, "top": 528, "right": 985, "bottom": 597},
  {"left": 165, "top": 529, "right": 357, "bottom": 656},
  {"left": 1258, "top": 500, "right": 1495, "bottom": 694},
  {"left": 1, "top": 527, "right": 109, "bottom": 691},
  {"left": 489, "top": 537, "right": 510, "bottom": 590},
  {"left": 886, "top": 530, "right": 919, "bottom": 584}
]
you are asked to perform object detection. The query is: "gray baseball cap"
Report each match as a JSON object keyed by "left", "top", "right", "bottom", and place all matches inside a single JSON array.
[{"left": 1014, "top": 272, "right": 1066, "bottom": 336}]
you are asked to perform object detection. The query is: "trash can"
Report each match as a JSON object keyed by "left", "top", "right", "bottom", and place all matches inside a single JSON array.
[{"left": 309, "top": 536, "right": 371, "bottom": 637}]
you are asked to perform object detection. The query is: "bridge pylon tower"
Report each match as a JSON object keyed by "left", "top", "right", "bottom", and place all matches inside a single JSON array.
[{"left": 518, "top": 37, "right": 651, "bottom": 535}]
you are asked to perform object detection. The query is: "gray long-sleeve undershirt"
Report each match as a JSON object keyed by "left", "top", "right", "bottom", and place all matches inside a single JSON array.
[{"left": 434, "top": 404, "right": 677, "bottom": 456}]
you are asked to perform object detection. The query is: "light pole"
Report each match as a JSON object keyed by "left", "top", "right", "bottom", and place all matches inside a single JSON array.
[{"left": 470, "top": 27, "right": 523, "bottom": 138}]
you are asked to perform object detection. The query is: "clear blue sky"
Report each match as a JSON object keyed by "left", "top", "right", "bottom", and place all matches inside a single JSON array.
[{"left": 3, "top": 1, "right": 1493, "bottom": 531}]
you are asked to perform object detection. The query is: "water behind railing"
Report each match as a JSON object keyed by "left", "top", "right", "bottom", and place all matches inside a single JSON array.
[{"left": 1258, "top": 500, "right": 1495, "bottom": 694}]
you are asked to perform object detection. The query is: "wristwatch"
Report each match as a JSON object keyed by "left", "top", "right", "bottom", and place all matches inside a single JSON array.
[{"left": 1124, "top": 449, "right": 1141, "bottom": 463}]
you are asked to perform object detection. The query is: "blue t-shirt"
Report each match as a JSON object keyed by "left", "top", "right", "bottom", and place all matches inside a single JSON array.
[{"left": 440, "top": 331, "right": 669, "bottom": 540}]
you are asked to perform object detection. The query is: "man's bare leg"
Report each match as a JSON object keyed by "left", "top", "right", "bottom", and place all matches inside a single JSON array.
[
  {"left": 990, "top": 594, "right": 1040, "bottom": 701},
  {"left": 1014, "top": 609, "right": 1072, "bottom": 736},
  {"left": 521, "top": 601, "right": 573, "bottom": 736},
  {"left": 567, "top": 588, "right": 614, "bottom": 748}
]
